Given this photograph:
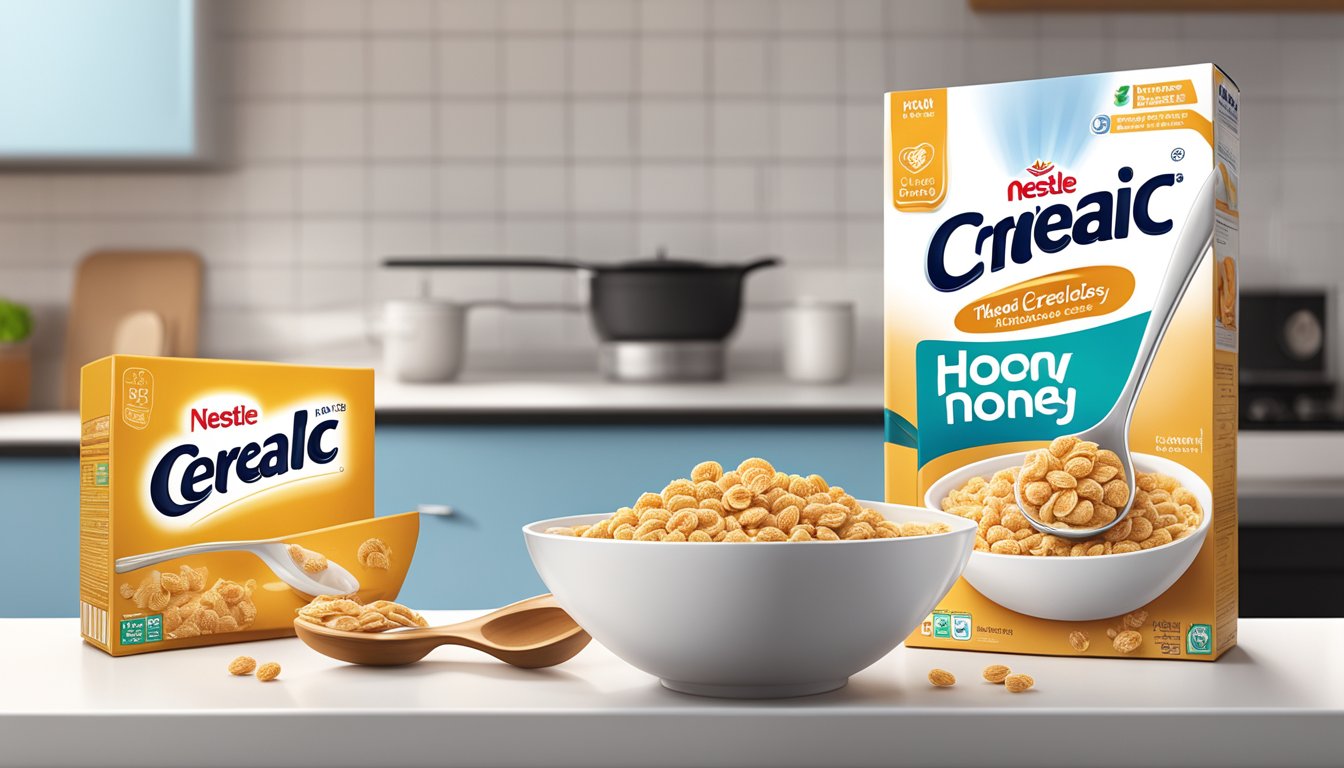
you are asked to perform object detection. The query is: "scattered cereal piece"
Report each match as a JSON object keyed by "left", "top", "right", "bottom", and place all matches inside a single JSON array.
[
  {"left": 228, "top": 656, "right": 257, "bottom": 676},
  {"left": 928, "top": 668, "right": 956, "bottom": 687},
  {"left": 255, "top": 662, "right": 281, "bottom": 682},
  {"left": 1067, "top": 630, "right": 1090, "bottom": 652},
  {"left": 1113, "top": 630, "right": 1142, "bottom": 654},
  {"left": 982, "top": 664, "right": 1010, "bottom": 683},
  {"left": 1004, "top": 673, "right": 1034, "bottom": 693}
]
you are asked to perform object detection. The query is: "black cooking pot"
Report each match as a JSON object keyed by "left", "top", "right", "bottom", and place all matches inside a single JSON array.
[{"left": 383, "top": 252, "right": 780, "bottom": 342}]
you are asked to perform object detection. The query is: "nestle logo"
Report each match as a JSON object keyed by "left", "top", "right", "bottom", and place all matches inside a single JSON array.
[
  {"left": 1007, "top": 160, "right": 1076, "bottom": 201},
  {"left": 190, "top": 405, "right": 259, "bottom": 432},
  {"left": 1025, "top": 160, "right": 1054, "bottom": 177}
]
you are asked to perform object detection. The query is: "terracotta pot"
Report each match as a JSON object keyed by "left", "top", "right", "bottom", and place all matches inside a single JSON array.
[{"left": 0, "top": 341, "right": 31, "bottom": 411}]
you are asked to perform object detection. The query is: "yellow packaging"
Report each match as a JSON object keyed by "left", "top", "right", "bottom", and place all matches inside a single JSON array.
[
  {"left": 79, "top": 355, "right": 418, "bottom": 655},
  {"left": 886, "top": 65, "right": 1238, "bottom": 660}
]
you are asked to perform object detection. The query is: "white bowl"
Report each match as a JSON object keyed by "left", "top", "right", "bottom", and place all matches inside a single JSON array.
[
  {"left": 523, "top": 501, "right": 975, "bottom": 699},
  {"left": 923, "top": 451, "right": 1213, "bottom": 621}
]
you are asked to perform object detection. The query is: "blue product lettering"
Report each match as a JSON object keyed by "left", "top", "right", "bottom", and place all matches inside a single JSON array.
[
  {"left": 149, "top": 411, "right": 339, "bottom": 517},
  {"left": 926, "top": 168, "right": 1177, "bottom": 293}
]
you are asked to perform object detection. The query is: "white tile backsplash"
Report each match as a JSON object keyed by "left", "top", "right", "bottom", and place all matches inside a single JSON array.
[
  {"left": 571, "top": 101, "right": 634, "bottom": 158},
  {"left": 775, "top": 38, "right": 840, "bottom": 97},
  {"left": 298, "top": 38, "right": 367, "bottom": 96},
  {"left": 435, "top": 0, "right": 497, "bottom": 32},
  {"left": 573, "top": 0, "right": 636, "bottom": 32},
  {"left": 370, "top": 101, "right": 437, "bottom": 158},
  {"left": 370, "top": 38, "right": 436, "bottom": 96},
  {"left": 437, "top": 164, "right": 500, "bottom": 213},
  {"left": 438, "top": 102, "right": 499, "bottom": 157},
  {"left": 637, "top": 101, "right": 708, "bottom": 158},
  {"left": 571, "top": 38, "right": 635, "bottom": 95},
  {"left": 572, "top": 164, "right": 635, "bottom": 213},
  {"left": 711, "top": 38, "right": 770, "bottom": 96},
  {"left": 299, "top": 164, "right": 367, "bottom": 213},
  {"left": 370, "top": 165, "right": 437, "bottom": 214},
  {"left": 368, "top": 0, "right": 434, "bottom": 33},
  {"left": 299, "top": 101, "right": 367, "bottom": 159},
  {"left": 0, "top": 0, "right": 1338, "bottom": 397},
  {"left": 437, "top": 39, "right": 499, "bottom": 94},
  {"left": 503, "top": 100, "right": 567, "bottom": 158},
  {"left": 640, "top": 37, "right": 707, "bottom": 95},
  {"left": 504, "top": 38, "right": 568, "bottom": 93}
]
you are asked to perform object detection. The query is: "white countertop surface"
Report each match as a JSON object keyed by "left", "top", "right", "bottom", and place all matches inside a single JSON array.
[{"left": 1, "top": 615, "right": 1339, "bottom": 768}]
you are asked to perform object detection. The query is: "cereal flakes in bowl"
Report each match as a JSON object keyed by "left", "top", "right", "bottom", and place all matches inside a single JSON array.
[
  {"left": 523, "top": 458, "right": 976, "bottom": 699},
  {"left": 923, "top": 450, "right": 1212, "bottom": 621}
]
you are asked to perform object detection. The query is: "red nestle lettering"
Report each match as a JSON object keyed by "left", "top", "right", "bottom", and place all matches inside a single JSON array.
[
  {"left": 1007, "top": 171, "right": 1078, "bottom": 202},
  {"left": 190, "top": 405, "right": 260, "bottom": 432}
]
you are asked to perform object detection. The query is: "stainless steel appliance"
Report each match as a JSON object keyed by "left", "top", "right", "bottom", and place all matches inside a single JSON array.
[
  {"left": 383, "top": 251, "right": 780, "bottom": 382},
  {"left": 1239, "top": 291, "right": 1340, "bottom": 428}
]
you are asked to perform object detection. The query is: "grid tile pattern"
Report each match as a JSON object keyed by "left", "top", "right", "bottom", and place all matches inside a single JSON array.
[{"left": 0, "top": 1, "right": 1337, "bottom": 405}]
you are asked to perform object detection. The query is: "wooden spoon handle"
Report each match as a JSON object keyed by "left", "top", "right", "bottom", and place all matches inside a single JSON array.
[{"left": 427, "top": 630, "right": 593, "bottom": 669}]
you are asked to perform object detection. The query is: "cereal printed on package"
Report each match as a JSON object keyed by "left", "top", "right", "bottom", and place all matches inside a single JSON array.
[{"left": 357, "top": 538, "right": 392, "bottom": 570}]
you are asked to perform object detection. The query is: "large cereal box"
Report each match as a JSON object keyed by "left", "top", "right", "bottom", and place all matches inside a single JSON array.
[
  {"left": 80, "top": 355, "right": 419, "bottom": 655},
  {"left": 885, "top": 65, "right": 1238, "bottom": 660}
]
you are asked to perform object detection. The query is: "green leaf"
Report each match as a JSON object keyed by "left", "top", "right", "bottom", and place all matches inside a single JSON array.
[{"left": 0, "top": 299, "right": 33, "bottom": 343}]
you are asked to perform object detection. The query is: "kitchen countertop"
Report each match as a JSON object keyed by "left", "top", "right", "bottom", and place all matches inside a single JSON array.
[
  {"left": 0, "top": 371, "right": 883, "bottom": 445},
  {"left": 1, "top": 615, "right": 1339, "bottom": 768}
]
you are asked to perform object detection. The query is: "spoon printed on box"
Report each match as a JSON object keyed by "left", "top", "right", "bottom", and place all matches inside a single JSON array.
[
  {"left": 115, "top": 537, "right": 359, "bottom": 599},
  {"left": 1015, "top": 168, "right": 1217, "bottom": 540}
]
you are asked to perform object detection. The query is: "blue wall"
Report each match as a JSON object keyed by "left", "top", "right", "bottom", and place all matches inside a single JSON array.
[{"left": 0, "top": 423, "right": 879, "bottom": 616}]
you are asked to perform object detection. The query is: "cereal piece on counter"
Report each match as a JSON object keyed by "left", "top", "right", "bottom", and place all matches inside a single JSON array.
[
  {"left": 982, "top": 664, "right": 1010, "bottom": 683},
  {"left": 928, "top": 669, "right": 956, "bottom": 687},
  {"left": 1004, "top": 673, "right": 1034, "bottom": 693},
  {"left": 255, "top": 662, "right": 281, "bottom": 682},
  {"left": 228, "top": 656, "right": 257, "bottom": 676}
]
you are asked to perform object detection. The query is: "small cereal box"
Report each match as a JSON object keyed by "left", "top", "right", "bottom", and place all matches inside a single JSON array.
[
  {"left": 885, "top": 65, "right": 1238, "bottom": 660},
  {"left": 80, "top": 355, "right": 419, "bottom": 655}
]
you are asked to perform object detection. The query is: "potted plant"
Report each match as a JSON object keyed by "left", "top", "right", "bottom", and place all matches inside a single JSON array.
[{"left": 0, "top": 299, "right": 33, "bottom": 411}]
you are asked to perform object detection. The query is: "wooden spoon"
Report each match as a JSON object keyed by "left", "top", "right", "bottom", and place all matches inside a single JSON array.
[{"left": 292, "top": 594, "right": 591, "bottom": 668}]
